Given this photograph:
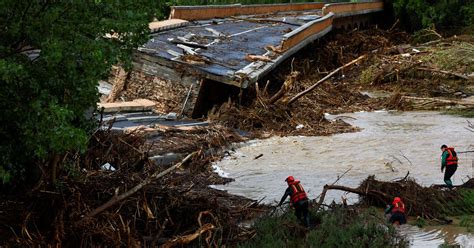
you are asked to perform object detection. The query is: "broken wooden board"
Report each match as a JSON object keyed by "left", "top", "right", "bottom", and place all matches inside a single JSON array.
[
  {"left": 149, "top": 19, "right": 189, "bottom": 33},
  {"left": 98, "top": 99, "right": 156, "bottom": 113},
  {"left": 124, "top": 124, "right": 200, "bottom": 135}
]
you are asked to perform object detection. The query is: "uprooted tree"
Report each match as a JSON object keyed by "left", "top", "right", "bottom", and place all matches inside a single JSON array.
[
  {"left": 0, "top": 1, "right": 158, "bottom": 186},
  {"left": 315, "top": 175, "right": 474, "bottom": 221}
]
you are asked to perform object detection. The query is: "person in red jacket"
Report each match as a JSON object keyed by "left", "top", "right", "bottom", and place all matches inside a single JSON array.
[
  {"left": 385, "top": 197, "right": 407, "bottom": 225},
  {"left": 278, "top": 176, "right": 309, "bottom": 227},
  {"left": 441, "top": 144, "right": 458, "bottom": 189}
]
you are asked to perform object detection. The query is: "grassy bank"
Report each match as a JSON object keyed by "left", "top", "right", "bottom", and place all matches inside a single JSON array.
[
  {"left": 238, "top": 207, "right": 408, "bottom": 248},
  {"left": 443, "top": 108, "right": 474, "bottom": 118}
]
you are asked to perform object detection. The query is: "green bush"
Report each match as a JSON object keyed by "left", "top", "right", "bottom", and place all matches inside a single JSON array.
[
  {"left": 359, "top": 64, "right": 380, "bottom": 84},
  {"left": 392, "top": 0, "right": 474, "bottom": 32},
  {"left": 239, "top": 207, "right": 408, "bottom": 248},
  {"left": 0, "top": 1, "right": 156, "bottom": 185},
  {"left": 415, "top": 217, "right": 426, "bottom": 228},
  {"left": 424, "top": 42, "right": 474, "bottom": 73},
  {"left": 445, "top": 189, "right": 474, "bottom": 216}
]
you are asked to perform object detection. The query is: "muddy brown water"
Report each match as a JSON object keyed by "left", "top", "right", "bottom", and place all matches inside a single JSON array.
[{"left": 212, "top": 111, "right": 474, "bottom": 247}]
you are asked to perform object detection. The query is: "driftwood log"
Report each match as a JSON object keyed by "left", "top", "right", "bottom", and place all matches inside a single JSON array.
[
  {"left": 416, "top": 66, "right": 470, "bottom": 80},
  {"left": 288, "top": 55, "right": 366, "bottom": 105},
  {"left": 402, "top": 96, "right": 474, "bottom": 106}
]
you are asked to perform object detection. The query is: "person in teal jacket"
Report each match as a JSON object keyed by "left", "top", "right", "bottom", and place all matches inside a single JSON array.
[{"left": 441, "top": 144, "right": 458, "bottom": 189}]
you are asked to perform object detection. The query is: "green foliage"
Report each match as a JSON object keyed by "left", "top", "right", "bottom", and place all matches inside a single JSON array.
[
  {"left": 410, "top": 28, "right": 442, "bottom": 44},
  {"left": 306, "top": 208, "right": 407, "bottom": 247},
  {"left": 0, "top": 1, "right": 155, "bottom": 183},
  {"left": 443, "top": 108, "right": 474, "bottom": 118},
  {"left": 64, "top": 163, "right": 81, "bottom": 180},
  {"left": 415, "top": 216, "right": 426, "bottom": 228},
  {"left": 445, "top": 189, "right": 474, "bottom": 216},
  {"left": 239, "top": 207, "right": 408, "bottom": 248},
  {"left": 392, "top": 0, "right": 474, "bottom": 32},
  {"left": 459, "top": 215, "right": 473, "bottom": 231},
  {"left": 424, "top": 42, "right": 474, "bottom": 73},
  {"left": 238, "top": 212, "right": 292, "bottom": 248},
  {"left": 438, "top": 242, "right": 459, "bottom": 248},
  {"left": 359, "top": 64, "right": 380, "bottom": 84}
]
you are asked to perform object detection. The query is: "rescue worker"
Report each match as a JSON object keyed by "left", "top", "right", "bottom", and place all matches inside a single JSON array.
[
  {"left": 385, "top": 197, "right": 407, "bottom": 225},
  {"left": 441, "top": 144, "right": 458, "bottom": 189},
  {"left": 277, "top": 176, "right": 309, "bottom": 227}
]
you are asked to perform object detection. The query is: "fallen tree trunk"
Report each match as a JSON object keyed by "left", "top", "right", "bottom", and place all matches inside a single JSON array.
[
  {"left": 402, "top": 96, "right": 474, "bottom": 106},
  {"left": 314, "top": 184, "right": 391, "bottom": 213},
  {"left": 314, "top": 176, "right": 474, "bottom": 219},
  {"left": 416, "top": 66, "right": 470, "bottom": 80},
  {"left": 288, "top": 55, "right": 366, "bottom": 105}
]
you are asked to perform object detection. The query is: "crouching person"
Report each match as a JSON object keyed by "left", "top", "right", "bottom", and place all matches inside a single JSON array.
[
  {"left": 385, "top": 197, "right": 407, "bottom": 225},
  {"left": 278, "top": 176, "right": 309, "bottom": 227}
]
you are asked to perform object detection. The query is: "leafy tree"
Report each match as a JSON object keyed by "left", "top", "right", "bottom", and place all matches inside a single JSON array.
[
  {"left": 392, "top": 0, "right": 474, "bottom": 32},
  {"left": 0, "top": 1, "right": 156, "bottom": 185}
]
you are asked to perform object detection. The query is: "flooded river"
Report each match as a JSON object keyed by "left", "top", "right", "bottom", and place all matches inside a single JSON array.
[{"left": 212, "top": 111, "right": 474, "bottom": 247}]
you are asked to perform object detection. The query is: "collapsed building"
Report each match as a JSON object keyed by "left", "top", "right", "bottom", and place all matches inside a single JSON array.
[{"left": 106, "top": 1, "right": 385, "bottom": 118}]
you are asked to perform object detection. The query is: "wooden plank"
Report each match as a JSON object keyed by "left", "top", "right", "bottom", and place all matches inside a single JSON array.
[
  {"left": 322, "top": 2, "right": 384, "bottom": 17},
  {"left": 149, "top": 19, "right": 189, "bottom": 33},
  {"left": 98, "top": 99, "right": 156, "bottom": 113},
  {"left": 170, "top": 3, "right": 325, "bottom": 21},
  {"left": 280, "top": 13, "right": 333, "bottom": 51}
]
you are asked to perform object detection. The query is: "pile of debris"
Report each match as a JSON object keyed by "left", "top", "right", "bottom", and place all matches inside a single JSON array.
[
  {"left": 127, "top": 123, "right": 245, "bottom": 157},
  {"left": 103, "top": 66, "right": 197, "bottom": 116},
  {"left": 0, "top": 129, "right": 265, "bottom": 247},
  {"left": 208, "top": 93, "right": 359, "bottom": 137},
  {"left": 355, "top": 35, "right": 474, "bottom": 110},
  {"left": 319, "top": 175, "right": 474, "bottom": 220},
  {"left": 208, "top": 29, "right": 408, "bottom": 136}
]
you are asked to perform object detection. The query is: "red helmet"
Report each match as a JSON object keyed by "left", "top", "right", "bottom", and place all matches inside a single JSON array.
[
  {"left": 285, "top": 176, "right": 295, "bottom": 183},
  {"left": 392, "top": 197, "right": 401, "bottom": 205}
]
